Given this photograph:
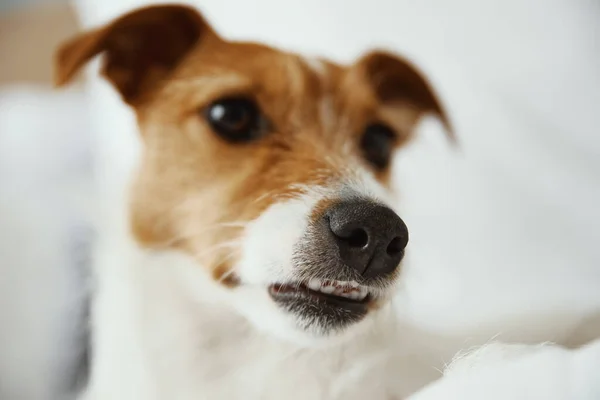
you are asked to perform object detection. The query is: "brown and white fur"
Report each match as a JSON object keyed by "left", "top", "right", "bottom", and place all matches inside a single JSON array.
[{"left": 55, "top": 4, "right": 453, "bottom": 399}]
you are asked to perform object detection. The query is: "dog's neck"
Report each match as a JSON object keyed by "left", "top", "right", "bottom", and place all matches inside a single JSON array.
[{"left": 82, "top": 226, "right": 444, "bottom": 400}]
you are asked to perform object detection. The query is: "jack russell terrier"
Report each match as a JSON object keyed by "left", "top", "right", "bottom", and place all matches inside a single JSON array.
[{"left": 55, "top": 4, "right": 452, "bottom": 399}]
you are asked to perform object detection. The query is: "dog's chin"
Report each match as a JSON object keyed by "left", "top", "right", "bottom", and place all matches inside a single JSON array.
[
  {"left": 227, "top": 280, "right": 381, "bottom": 348},
  {"left": 269, "top": 283, "right": 368, "bottom": 329},
  {"left": 263, "top": 277, "right": 387, "bottom": 344}
]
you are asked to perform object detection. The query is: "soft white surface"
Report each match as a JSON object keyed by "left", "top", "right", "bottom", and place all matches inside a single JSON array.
[
  {"left": 73, "top": 0, "right": 600, "bottom": 341},
  {"left": 0, "top": 86, "right": 93, "bottom": 399},
  {"left": 408, "top": 339, "right": 600, "bottom": 399}
]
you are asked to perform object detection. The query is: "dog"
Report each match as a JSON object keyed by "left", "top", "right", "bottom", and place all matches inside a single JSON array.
[{"left": 55, "top": 4, "right": 451, "bottom": 399}]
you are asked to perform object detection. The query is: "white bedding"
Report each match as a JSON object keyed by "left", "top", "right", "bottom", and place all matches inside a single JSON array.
[
  {"left": 409, "top": 340, "right": 600, "bottom": 399},
  {"left": 0, "top": 86, "right": 93, "bottom": 400}
]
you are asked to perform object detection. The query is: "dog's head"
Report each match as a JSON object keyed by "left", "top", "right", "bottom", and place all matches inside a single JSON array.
[{"left": 55, "top": 5, "right": 450, "bottom": 345}]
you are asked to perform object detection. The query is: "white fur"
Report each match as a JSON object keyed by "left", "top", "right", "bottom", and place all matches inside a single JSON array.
[
  {"left": 302, "top": 56, "right": 336, "bottom": 131},
  {"left": 302, "top": 57, "right": 327, "bottom": 77},
  {"left": 81, "top": 220, "right": 440, "bottom": 400}
]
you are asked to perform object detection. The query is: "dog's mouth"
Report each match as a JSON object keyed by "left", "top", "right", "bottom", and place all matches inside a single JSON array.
[
  {"left": 268, "top": 279, "right": 373, "bottom": 331},
  {"left": 269, "top": 279, "right": 370, "bottom": 303}
]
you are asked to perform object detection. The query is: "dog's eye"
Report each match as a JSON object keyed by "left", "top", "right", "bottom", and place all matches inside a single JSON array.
[
  {"left": 205, "top": 97, "right": 266, "bottom": 142},
  {"left": 360, "top": 123, "right": 397, "bottom": 170}
]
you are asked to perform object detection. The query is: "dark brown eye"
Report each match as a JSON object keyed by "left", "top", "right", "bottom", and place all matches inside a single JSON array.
[
  {"left": 360, "top": 123, "right": 397, "bottom": 170},
  {"left": 204, "top": 97, "right": 266, "bottom": 142}
]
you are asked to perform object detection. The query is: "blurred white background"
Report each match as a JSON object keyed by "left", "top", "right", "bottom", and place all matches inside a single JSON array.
[{"left": 0, "top": 0, "right": 599, "bottom": 398}]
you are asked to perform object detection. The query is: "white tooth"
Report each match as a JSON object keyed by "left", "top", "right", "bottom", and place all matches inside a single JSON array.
[
  {"left": 307, "top": 278, "right": 321, "bottom": 291},
  {"left": 319, "top": 285, "right": 335, "bottom": 294}
]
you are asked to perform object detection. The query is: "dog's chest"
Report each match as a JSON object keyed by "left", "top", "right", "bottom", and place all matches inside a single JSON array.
[
  {"left": 85, "top": 251, "right": 438, "bottom": 400},
  {"left": 143, "top": 318, "right": 408, "bottom": 400},
  {"left": 129, "top": 285, "right": 405, "bottom": 399}
]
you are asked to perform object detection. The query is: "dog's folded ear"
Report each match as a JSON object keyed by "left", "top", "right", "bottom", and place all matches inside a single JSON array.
[
  {"left": 54, "top": 5, "right": 215, "bottom": 104},
  {"left": 355, "top": 51, "right": 454, "bottom": 141}
]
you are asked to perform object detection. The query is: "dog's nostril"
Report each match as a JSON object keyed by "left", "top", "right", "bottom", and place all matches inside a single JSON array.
[
  {"left": 344, "top": 228, "right": 369, "bottom": 249},
  {"left": 386, "top": 236, "right": 404, "bottom": 257}
]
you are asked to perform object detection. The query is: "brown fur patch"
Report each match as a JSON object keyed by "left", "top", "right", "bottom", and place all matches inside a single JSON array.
[{"left": 54, "top": 5, "right": 449, "bottom": 285}]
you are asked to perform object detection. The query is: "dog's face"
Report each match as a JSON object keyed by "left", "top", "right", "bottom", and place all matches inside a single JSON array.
[{"left": 56, "top": 5, "right": 450, "bottom": 344}]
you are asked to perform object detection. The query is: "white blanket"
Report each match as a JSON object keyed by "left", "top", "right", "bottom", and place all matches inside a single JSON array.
[{"left": 410, "top": 340, "right": 600, "bottom": 399}]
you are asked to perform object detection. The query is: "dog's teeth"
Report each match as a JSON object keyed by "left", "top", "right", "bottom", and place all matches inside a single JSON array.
[
  {"left": 303, "top": 279, "right": 370, "bottom": 300},
  {"left": 307, "top": 278, "right": 321, "bottom": 291},
  {"left": 319, "top": 285, "right": 335, "bottom": 294}
]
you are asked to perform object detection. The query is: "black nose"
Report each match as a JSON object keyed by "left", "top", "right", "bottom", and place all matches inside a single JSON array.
[{"left": 325, "top": 200, "right": 408, "bottom": 278}]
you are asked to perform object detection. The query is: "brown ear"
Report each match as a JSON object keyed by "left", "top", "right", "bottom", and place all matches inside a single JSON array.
[
  {"left": 357, "top": 50, "right": 454, "bottom": 141},
  {"left": 54, "top": 5, "right": 214, "bottom": 104}
]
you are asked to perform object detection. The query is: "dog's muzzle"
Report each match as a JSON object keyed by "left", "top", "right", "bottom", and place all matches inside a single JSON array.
[{"left": 269, "top": 199, "right": 408, "bottom": 333}]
